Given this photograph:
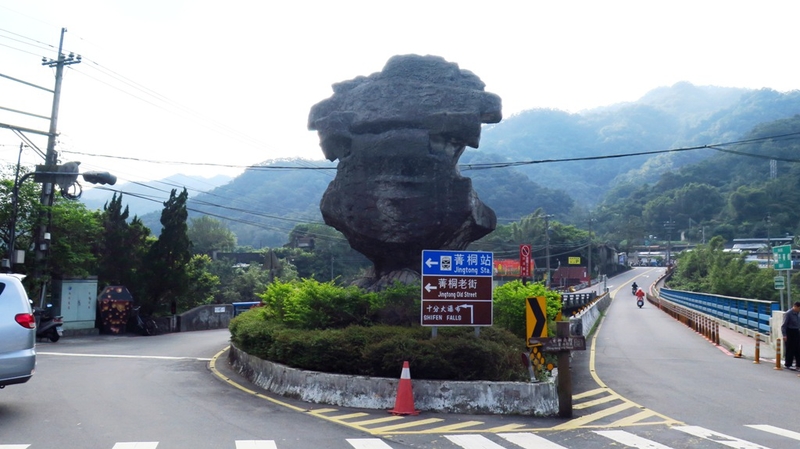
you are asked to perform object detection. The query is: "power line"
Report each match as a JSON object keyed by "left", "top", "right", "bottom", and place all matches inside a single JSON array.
[{"left": 61, "top": 132, "right": 800, "bottom": 172}]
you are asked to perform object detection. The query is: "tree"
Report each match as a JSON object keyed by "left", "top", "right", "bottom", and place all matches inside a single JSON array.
[
  {"left": 0, "top": 164, "right": 43, "bottom": 277},
  {"left": 141, "top": 188, "right": 192, "bottom": 315},
  {"left": 188, "top": 215, "right": 236, "bottom": 255},
  {"left": 97, "top": 193, "right": 152, "bottom": 289},
  {"left": 177, "top": 254, "right": 219, "bottom": 312},
  {"left": 47, "top": 198, "right": 102, "bottom": 278}
]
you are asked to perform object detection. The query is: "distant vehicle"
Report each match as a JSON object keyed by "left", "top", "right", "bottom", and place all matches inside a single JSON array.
[{"left": 0, "top": 273, "right": 36, "bottom": 388}]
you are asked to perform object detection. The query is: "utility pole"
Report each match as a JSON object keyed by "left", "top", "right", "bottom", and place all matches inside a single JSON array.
[
  {"left": 34, "top": 27, "right": 81, "bottom": 304},
  {"left": 544, "top": 214, "right": 553, "bottom": 288},
  {"left": 765, "top": 213, "right": 771, "bottom": 266},
  {"left": 664, "top": 220, "right": 675, "bottom": 268},
  {"left": 587, "top": 218, "right": 595, "bottom": 287}
]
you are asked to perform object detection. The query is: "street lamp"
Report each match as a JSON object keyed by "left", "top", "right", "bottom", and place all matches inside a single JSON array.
[{"left": 4, "top": 163, "right": 116, "bottom": 271}]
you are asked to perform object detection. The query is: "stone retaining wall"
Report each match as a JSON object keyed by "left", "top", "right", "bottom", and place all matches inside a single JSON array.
[{"left": 228, "top": 344, "right": 559, "bottom": 415}]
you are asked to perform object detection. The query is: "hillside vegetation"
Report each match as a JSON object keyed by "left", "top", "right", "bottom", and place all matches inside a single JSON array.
[{"left": 122, "top": 83, "right": 800, "bottom": 250}]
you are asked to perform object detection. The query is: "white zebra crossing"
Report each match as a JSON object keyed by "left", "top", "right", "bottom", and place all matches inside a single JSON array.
[
  {"left": 594, "top": 430, "right": 673, "bottom": 448},
  {"left": 346, "top": 438, "right": 393, "bottom": 449},
  {"left": 235, "top": 441, "right": 278, "bottom": 449},
  {"left": 674, "top": 425, "right": 770, "bottom": 449},
  {"left": 112, "top": 444, "right": 158, "bottom": 449},
  {"left": 4, "top": 424, "right": 800, "bottom": 448}
]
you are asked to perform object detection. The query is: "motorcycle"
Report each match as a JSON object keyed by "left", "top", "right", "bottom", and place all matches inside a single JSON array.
[
  {"left": 631, "top": 284, "right": 638, "bottom": 295},
  {"left": 33, "top": 304, "right": 63, "bottom": 342},
  {"left": 635, "top": 289, "right": 645, "bottom": 308}
]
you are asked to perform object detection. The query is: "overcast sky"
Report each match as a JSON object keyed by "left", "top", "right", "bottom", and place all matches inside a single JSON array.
[{"left": 1, "top": 0, "right": 799, "bottom": 186}]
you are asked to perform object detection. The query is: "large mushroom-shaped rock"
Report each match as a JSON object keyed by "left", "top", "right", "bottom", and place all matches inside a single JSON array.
[{"left": 308, "top": 55, "right": 501, "bottom": 288}]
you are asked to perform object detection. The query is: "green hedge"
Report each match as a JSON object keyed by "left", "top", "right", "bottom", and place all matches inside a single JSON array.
[
  {"left": 229, "top": 278, "right": 561, "bottom": 381},
  {"left": 230, "top": 312, "right": 528, "bottom": 381}
]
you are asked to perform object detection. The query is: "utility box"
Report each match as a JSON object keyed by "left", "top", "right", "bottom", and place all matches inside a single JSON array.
[{"left": 52, "top": 277, "right": 98, "bottom": 333}]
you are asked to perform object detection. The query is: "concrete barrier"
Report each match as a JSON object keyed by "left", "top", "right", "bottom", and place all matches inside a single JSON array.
[
  {"left": 569, "top": 291, "right": 611, "bottom": 337},
  {"left": 228, "top": 344, "right": 559, "bottom": 415},
  {"left": 179, "top": 304, "right": 233, "bottom": 332}
]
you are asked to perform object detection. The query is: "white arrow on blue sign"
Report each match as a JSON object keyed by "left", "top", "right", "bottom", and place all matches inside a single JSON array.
[{"left": 421, "top": 250, "right": 493, "bottom": 276}]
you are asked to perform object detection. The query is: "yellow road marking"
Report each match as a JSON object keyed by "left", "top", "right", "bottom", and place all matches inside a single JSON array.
[
  {"left": 573, "top": 393, "right": 620, "bottom": 410},
  {"left": 334, "top": 412, "right": 371, "bottom": 420},
  {"left": 606, "top": 409, "right": 679, "bottom": 427},
  {"left": 422, "top": 421, "right": 486, "bottom": 432},
  {"left": 348, "top": 416, "right": 405, "bottom": 426},
  {"left": 368, "top": 418, "right": 445, "bottom": 432},
  {"left": 307, "top": 408, "right": 339, "bottom": 415},
  {"left": 573, "top": 387, "right": 607, "bottom": 400},
  {"left": 551, "top": 402, "right": 634, "bottom": 430},
  {"left": 484, "top": 424, "right": 527, "bottom": 432}
]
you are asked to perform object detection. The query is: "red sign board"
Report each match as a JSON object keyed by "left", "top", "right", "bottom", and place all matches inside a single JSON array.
[{"left": 519, "top": 244, "right": 531, "bottom": 278}]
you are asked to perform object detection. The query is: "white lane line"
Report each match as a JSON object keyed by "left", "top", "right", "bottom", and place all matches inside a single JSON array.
[
  {"left": 499, "top": 432, "right": 569, "bottom": 448},
  {"left": 747, "top": 424, "right": 800, "bottom": 441},
  {"left": 674, "top": 426, "right": 770, "bottom": 449},
  {"left": 595, "top": 430, "right": 674, "bottom": 448},
  {"left": 235, "top": 441, "right": 278, "bottom": 449},
  {"left": 37, "top": 352, "right": 211, "bottom": 361},
  {"left": 112, "top": 443, "right": 159, "bottom": 449},
  {"left": 346, "top": 438, "right": 395, "bottom": 448},
  {"left": 445, "top": 434, "right": 506, "bottom": 449},
  {"left": 0, "top": 445, "right": 31, "bottom": 449}
]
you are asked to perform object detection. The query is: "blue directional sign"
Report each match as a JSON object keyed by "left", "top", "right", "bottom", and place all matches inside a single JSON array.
[
  {"left": 421, "top": 250, "right": 494, "bottom": 326},
  {"left": 421, "top": 250, "right": 493, "bottom": 276}
]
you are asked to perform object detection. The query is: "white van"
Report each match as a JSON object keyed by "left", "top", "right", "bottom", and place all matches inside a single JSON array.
[{"left": 0, "top": 274, "right": 36, "bottom": 388}]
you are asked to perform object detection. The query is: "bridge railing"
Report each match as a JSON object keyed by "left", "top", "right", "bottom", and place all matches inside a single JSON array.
[{"left": 659, "top": 288, "right": 778, "bottom": 334}]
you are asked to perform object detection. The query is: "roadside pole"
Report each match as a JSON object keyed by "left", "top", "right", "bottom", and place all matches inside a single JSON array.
[{"left": 556, "top": 321, "right": 572, "bottom": 418}]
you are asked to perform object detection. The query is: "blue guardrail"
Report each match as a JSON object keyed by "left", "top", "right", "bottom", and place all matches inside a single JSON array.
[{"left": 660, "top": 288, "right": 779, "bottom": 334}]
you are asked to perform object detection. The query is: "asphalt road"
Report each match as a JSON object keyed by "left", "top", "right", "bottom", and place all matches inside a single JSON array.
[
  {"left": 2, "top": 275, "right": 800, "bottom": 449},
  {"left": 0, "top": 329, "right": 380, "bottom": 448}
]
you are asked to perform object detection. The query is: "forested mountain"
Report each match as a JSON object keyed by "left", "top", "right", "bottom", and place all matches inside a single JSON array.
[
  {"left": 131, "top": 82, "right": 800, "bottom": 249},
  {"left": 475, "top": 83, "right": 800, "bottom": 208},
  {"left": 594, "top": 115, "right": 800, "bottom": 248},
  {"left": 81, "top": 173, "right": 232, "bottom": 216}
]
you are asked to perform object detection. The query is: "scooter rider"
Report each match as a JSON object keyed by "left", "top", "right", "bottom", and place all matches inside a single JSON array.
[
  {"left": 635, "top": 287, "right": 646, "bottom": 304},
  {"left": 631, "top": 281, "right": 638, "bottom": 294}
]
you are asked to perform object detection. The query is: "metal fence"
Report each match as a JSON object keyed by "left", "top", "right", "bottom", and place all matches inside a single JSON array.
[{"left": 659, "top": 288, "right": 778, "bottom": 334}]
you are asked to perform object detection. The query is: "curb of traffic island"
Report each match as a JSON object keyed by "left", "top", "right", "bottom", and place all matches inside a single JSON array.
[{"left": 225, "top": 344, "right": 559, "bottom": 416}]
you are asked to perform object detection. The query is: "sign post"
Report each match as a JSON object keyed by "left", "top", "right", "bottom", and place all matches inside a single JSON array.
[
  {"left": 774, "top": 245, "right": 792, "bottom": 310},
  {"left": 421, "top": 250, "right": 494, "bottom": 334},
  {"left": 519, "top": 244, "right": 531, "bottom": 282}
]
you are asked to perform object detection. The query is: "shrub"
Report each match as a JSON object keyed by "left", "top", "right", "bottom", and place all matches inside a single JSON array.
[
  {"left": 493, "top": 280, "right": 562, "bottom": 338},
  {"left": 258, "top": 279, "right": 384, "bottom": 329},
  {"left": 228, "top": 316, "right": 529, "bottom": 381},
  {"left": 229, "top": 278, "right": 555, "bottom": 381}
]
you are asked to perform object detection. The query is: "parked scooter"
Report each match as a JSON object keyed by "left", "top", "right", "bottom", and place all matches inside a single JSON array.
[{"left": 33, "top": 304, "right": 63, "bottom": 342}]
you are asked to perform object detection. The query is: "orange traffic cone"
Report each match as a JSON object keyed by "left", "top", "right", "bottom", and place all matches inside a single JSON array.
[{"left": 389, "top": 361, "right": 419, "bottom": 415}]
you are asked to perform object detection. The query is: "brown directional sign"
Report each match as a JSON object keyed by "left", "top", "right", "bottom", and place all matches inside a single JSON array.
[
  {"left": 421, "top": 275, "right": 493, "bottom": 300},
  {"left": 528, "top": 336, "right": 587, "bottom": 352},
  {"left": 421, "top": 300, "right": 492, "bottom": 326}
]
